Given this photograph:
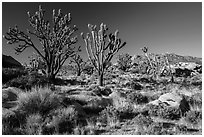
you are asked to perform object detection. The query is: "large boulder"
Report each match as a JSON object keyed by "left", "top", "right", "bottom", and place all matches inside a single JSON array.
[
  {"left": 2, "top": 87, "right": 22, "bottom": 109},
  {"left": 149, "top": 92, "right": 190, "bottom": 115}
]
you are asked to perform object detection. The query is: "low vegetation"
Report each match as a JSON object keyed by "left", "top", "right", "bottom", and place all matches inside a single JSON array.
[{"left": 2, "top": 5, "right": 202, "bottom": 135}]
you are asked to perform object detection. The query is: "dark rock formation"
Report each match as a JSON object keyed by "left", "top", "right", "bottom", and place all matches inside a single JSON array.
[{"left": 2, "top": 54, "right": 23, "bottom": 68}]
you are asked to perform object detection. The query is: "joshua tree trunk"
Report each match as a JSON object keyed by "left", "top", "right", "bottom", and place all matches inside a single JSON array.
[
  {"left": 77, "top": 69, "right": 81, "bottom": 76},
  {"left": 98, "top": 73, "right": 104, "bottom": 86}
]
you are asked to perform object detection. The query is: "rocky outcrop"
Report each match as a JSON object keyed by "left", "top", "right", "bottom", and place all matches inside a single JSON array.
[{"left": 2, "top": 54, "right": 23, "bottom": 68}]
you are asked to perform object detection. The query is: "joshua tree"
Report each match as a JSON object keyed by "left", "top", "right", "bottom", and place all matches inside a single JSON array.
[
  {"left": 70, "top": 54, "right": 85, "bottom": 76},
  {"left": 3, "top": 5, "right": 80, "bottom": 81},
  {"left": 141, "top": 46, "right": 161, "bottom": 79},
  {"left": 81, "top": 23, "right": 126, "bottom": 86}
]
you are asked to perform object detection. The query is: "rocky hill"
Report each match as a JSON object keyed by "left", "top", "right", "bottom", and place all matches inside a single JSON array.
[
  {"left": 132, "top": 53, "right": 202, "bottom": 65},
  {"left": 164, "top": 53, "right": 202, "bottom": 65},
  {"left": 2, "top": 54, "right": 23, "bottom": 68}
]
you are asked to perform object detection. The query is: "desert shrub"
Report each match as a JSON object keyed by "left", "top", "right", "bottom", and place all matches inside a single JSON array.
[
  {"left": 127, "top": 92, "right": 148, "bottom": 104},
  {"left": 97, "top": 105, "right": 120, "bottom": 127},
  {"left": 132, "top": 113, "right": 153, "bottom": 127},
  {"left": 2, "top": 108, "right": 27, "bottom": 135},
  {"left": 73, "top": 117, "right": 97, "bottom": 135},
  {"left": 125, "top": 81, "right": 143, "bottom": 90},
  {"left": 158, "top": 107, "right": 181, "bottom": 120},
  {"left": 6, "top": 72, "right": 50, "bottom": 90},
  {"left": 185, "top": 93, "right": 202, "bottom": 109},
  {"left": 46, "top": 106, "right": 81, "bottom": 134},
  {"left": 25, "top": 113, "right": 43, "bottom": 135},
  {"left": 83, "top": 63, "right": 94, "bottom": 75},
  {"left": 141, "top": 122, "right": 175, "bottom": 135},
  {"left": 16, "top": 87, "right": 62, "bottom": 116},
  {"left": 117, "top": 104, "right": 136, "bottom": 120},
  {"left": 87, "top": 85, "right": 112, "bottom": 96},
  {"left": 148, "top": 104, "right": 181, "bottom": 120},
  {"left": 184, "top": 110, "right": 202, "bottom": 125},
  {"left": 2, "top": 68, "right": 28, "bottom": 83},
  {"left": 2, "top": 109, "right": 18, "bottom": 135},
  {"left": 117, "top": 53, "right": 132, "bottom": 72}
]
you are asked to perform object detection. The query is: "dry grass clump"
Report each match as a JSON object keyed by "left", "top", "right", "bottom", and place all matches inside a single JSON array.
[{"left": 16, "top": 87, "right": 62, "bottom": 115}]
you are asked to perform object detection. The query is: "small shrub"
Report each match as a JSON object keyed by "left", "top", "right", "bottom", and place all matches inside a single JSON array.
[
  {"left": 127, "top": 92, "right": 148, "bottom": 104},
  {"left": 83, "top": 63, "right": 94, "bottom": 75},
  {"left": 98, "top": 105, "right": 120, "bottom": 127},
  {"left": 185, "top": 93, "right": 202, "bottom": 109},
  {"left": 148, "top": 104, "right": 181, "bottom": 120},
  {"left": 128, "top": 81, "right": 143, "bottom": 90},
  {"left": 25, "top": 113, "right": 43, "bottom": 135},
  {"left": 117, "top": 104, "right": 136, "bottom": 120},
  {"left": 47, "top": 106, "right": 80, "bottom": 134},
  {"left": 132, "top": 113, "right": 153, "bottom": 127},
  {"left": 16, "top": 87, "right": 62, "bottom": 116},
  {"left": 2, "top": 108, "right": 18, "bottom": 135},
  {"left": 2, "top": 68, "right": 28, "bottom": 83},
  {"left": 117, "top": 53, "right": 132, "bottom": 72},
  {"left": 184, "top": 110, "right": 202, "bottom": 125},
  {"left": 6, "top": 73, "right": 50, "bottom": 90},
  {"left": 142, "top": 122, "right": 174, "bottom": 135}
]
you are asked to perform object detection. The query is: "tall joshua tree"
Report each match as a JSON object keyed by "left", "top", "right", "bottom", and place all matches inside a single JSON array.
[
  {"left": 81, "top": 23, "right": 126, "bottom": 86},
  {"left": 3, "top": 5, "right": 80, "bottom": 81}
]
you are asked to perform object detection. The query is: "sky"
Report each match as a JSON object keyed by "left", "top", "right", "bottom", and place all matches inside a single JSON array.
[{"left": 2, "top": 2, "right": 202, "bottom": 65}]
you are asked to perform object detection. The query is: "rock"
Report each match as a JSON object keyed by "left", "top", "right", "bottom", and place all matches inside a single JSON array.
[
  {"left": 2, "top": 54, "right": 23, "bottom": 68},
  {"left": 149, "top": 92, "right": 190, "bottom": 115},
  {"left": 149, "top": 100, "right": 160, "bottom": 106},
  {"left": 158, "top": 92, "right": 183, "bottom": 107},
  {"left": 2, "top": 87, "right": 21, "bottom": 109}
]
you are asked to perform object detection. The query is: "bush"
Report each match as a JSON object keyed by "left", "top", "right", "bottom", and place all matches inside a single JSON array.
[
  {"left": 132, "top": 113, "right": 153, "bottom": 127},
  {"left": 6, "top": 72, "right": 50, "bottom": 90},
  {"left": 117, "top": 53, "right": 132, "bottom": 72},
  {"left": 98, "top": 105, "right": 120, "bottom": 127},
  {"left": 142, "top": 122, "right": 175, "bottom": 135},
  {"left": 25, "top": 113, "right": 43, "bottom": 135},
  {"left": 127, "top": 92, "right": 148, "bottom": 104},
  {"left": 148, "top": 104, "right": 181, "bottom": 120},
  {"left": 2, "top": 68, "right": 28, "bottom": 83},
  {"left": 16, "top": 87, "right": 62, "bottom": 116},
  {"left": 2, "top": 108, "right": 18, "bottom": 135},
  {"left": 185, "top": 93, "right": 202, "bottom": 109},
  {"left": 184, "top": 110, "right": 202, "bottom": 125},
  {"left": 126, "top": 81, "right": 143, "bottom": 90},
  {"left": 83, "top": 64, "right": 94, "bottom": 75},
  {"left": 46, "top": 106, "right": 81, "bottom": 134}
]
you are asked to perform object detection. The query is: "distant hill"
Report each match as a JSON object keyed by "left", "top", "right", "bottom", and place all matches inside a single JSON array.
[
  {"left": 2, "top": 54, "right": 23, "bottom": 68},
  {"left": 132, "top": 53, "right": 202, "bottom": 65},
  {"left": 164, "top": 53, "right": 202, "bottom": 65}
]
